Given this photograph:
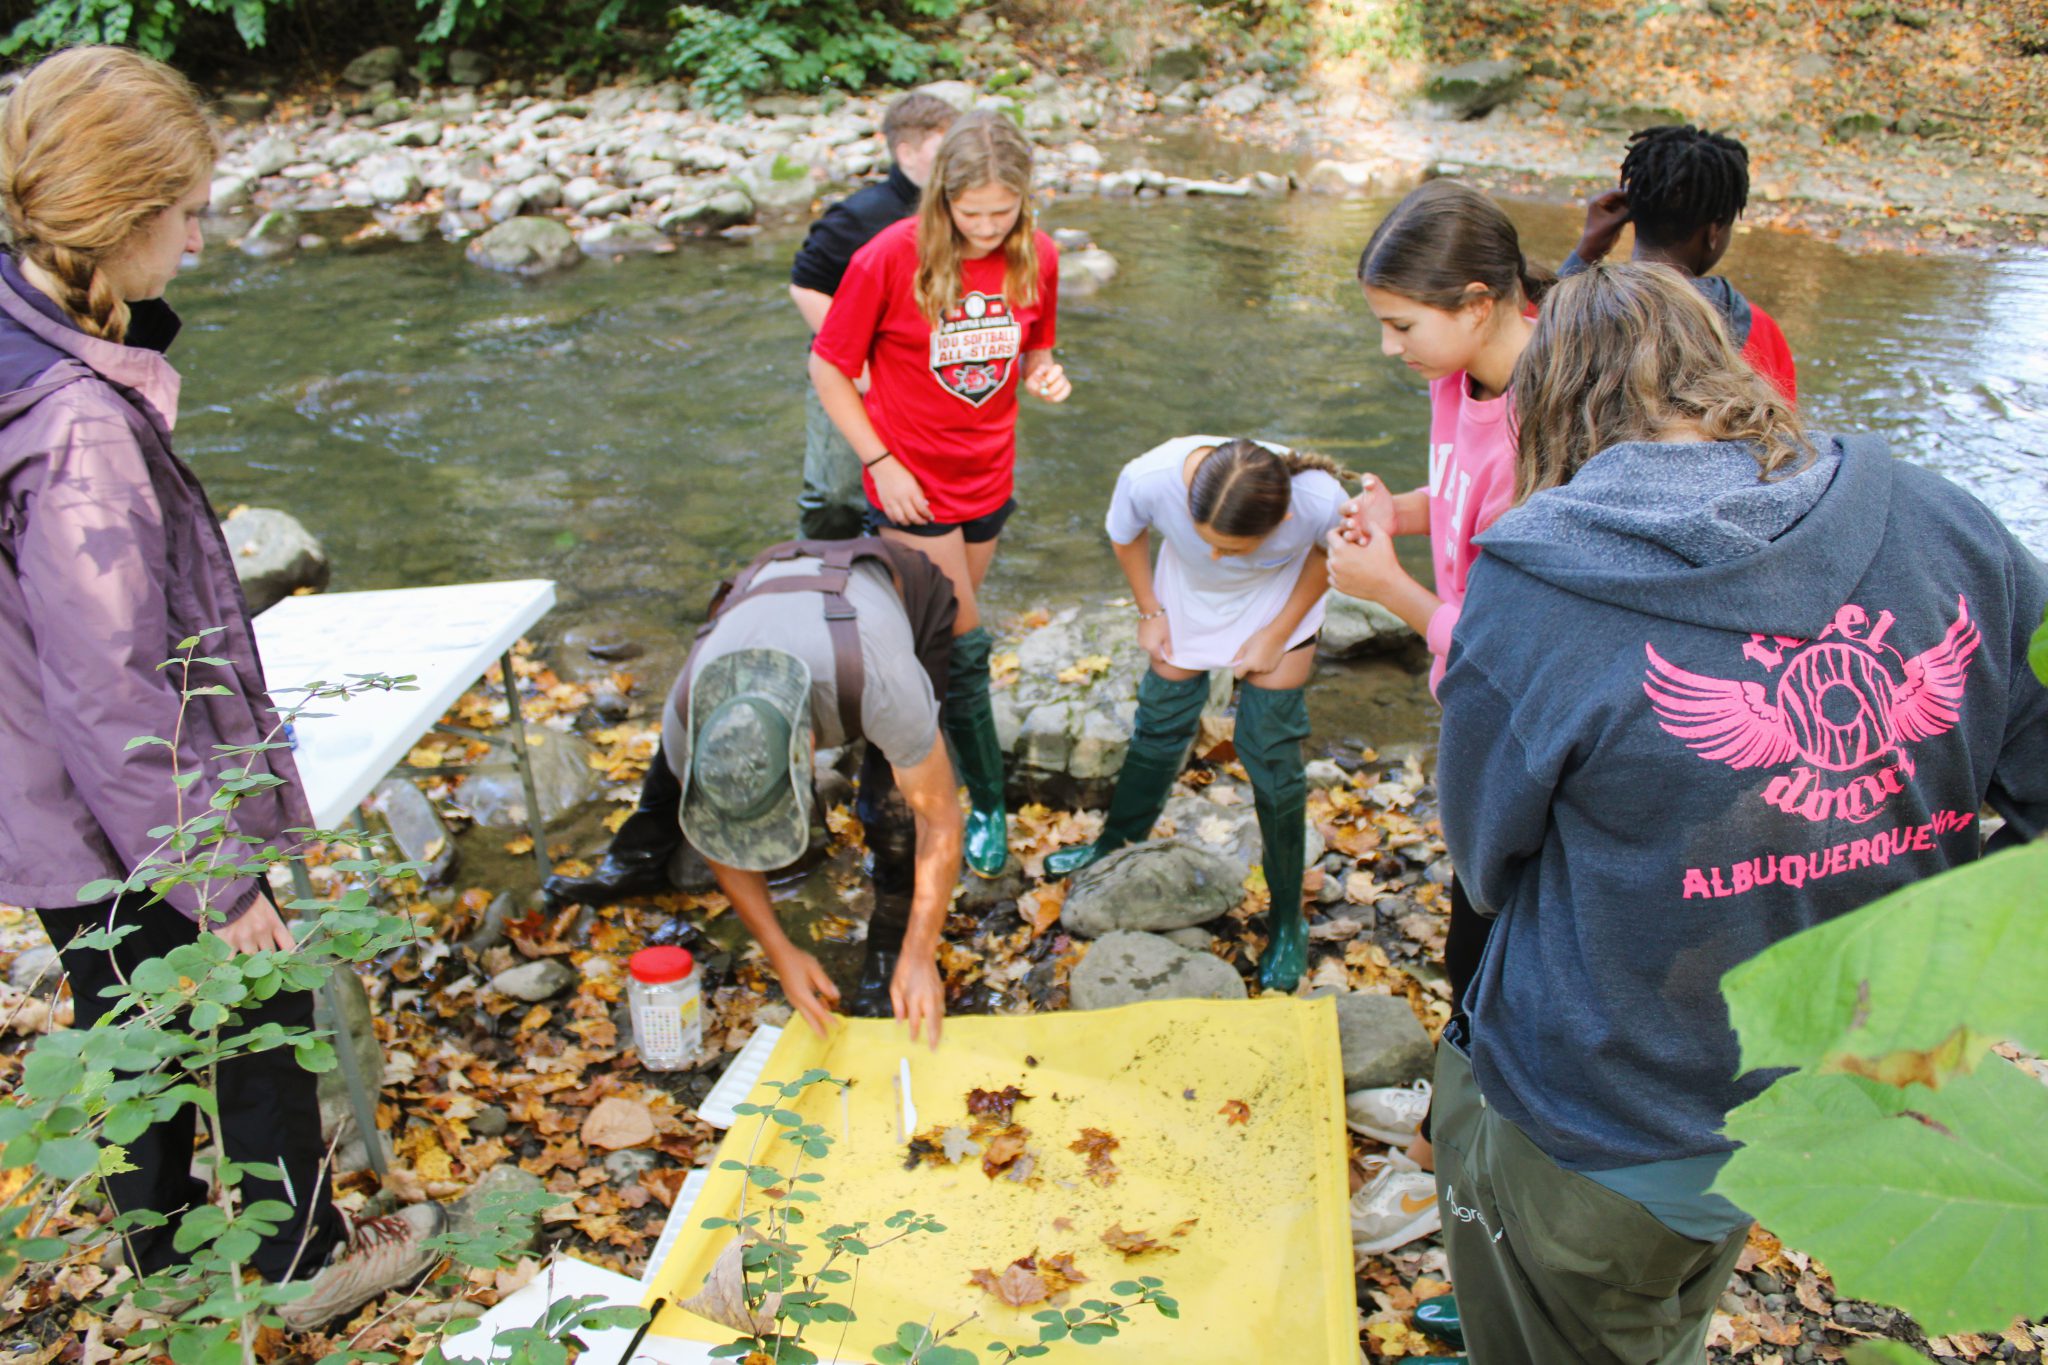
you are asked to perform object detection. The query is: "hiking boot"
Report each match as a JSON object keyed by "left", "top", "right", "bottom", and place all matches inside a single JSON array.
[
  {"left": 1346, "top": 1080, "right": 1434, "bottom": 1146},
  {"left": 1351, "top": 1151, "right": 1440, "bottom": 1261},
  {"left": 277, "top": 1203, "right": 444, "bottom": 1331}
]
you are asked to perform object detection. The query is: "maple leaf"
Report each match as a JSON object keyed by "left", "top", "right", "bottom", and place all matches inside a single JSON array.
[
  {"left": 1067, "top": 1127, "right": 1120, "bottom": 1186},
  {"left": 1219, "top": 1099, "right": 1251, "bottom": 1125},
  {"left": 980, "top": 1125, "right": 1031, "bottom": 1180},
  {"left": 1101, "top": 1223, "right": 1177, "bottom": 1258},
  {"left": 969, "top": 1259, "right": 1051, "bottom": 1308},
  {"left": 966, "top": 1085, "right": 1031, "bottom": 1125}
]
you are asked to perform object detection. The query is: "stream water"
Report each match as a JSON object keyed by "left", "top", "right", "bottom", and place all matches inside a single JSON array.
[{"left": 172, "top": 160, "right": 2048, "bottom": 761}]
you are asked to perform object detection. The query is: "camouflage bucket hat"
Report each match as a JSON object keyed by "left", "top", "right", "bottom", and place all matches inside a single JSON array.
[{"left": 677, "top": 648, "right": 812, "bottom": 872}]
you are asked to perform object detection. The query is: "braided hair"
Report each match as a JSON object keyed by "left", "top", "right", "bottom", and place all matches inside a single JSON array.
[
  {"left": 0, "top": 47, "right": 217, "bottom": 344},
  {"left": 1619, "top": 125, "right": 1750, "bottom": 248},
  {"left": 1188, "top": 439, "right": 1357, "bottom": 540}
]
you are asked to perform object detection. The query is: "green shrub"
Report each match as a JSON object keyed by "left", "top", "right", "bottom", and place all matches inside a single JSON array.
[{"left": 665, "top": 0, "right": 963, "bottom": 120}]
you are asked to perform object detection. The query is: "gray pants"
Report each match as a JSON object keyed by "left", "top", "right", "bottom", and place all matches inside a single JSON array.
[
  {"left": 798, "top": 382, "right": 869, "bottom": 541},
  {"left": 1433, "top": 1043, "right": 1749, "bottom": 1365}
]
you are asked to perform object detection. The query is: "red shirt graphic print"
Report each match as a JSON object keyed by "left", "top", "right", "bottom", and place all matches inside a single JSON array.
[
  {"left": 813, "top": 217, "right": 1060, "bottom": 522},
  {"left": 1643, "top": 596, "right": 1981, "bottom": 825}
]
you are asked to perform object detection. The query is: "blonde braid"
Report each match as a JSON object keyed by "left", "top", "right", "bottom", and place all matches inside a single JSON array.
[
  {"left": 0, "top": 46, "right": 216, "bottom": 345},
  {"left": 1279, "top": 447, "right": 1359, "bottom": 485}
]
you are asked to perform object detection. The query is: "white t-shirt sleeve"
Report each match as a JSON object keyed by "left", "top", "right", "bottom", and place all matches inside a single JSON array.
[
  {"left": 1302, "top": 472, "right": 1348, "bottom": 541},
  {"left": 1104, "top": 466, "right": 1153, "bottom": 545}
]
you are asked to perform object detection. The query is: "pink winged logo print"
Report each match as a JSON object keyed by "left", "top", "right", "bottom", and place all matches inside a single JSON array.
[{"left": 1642, "top": 596, "right": 1980, "bottom": 824}]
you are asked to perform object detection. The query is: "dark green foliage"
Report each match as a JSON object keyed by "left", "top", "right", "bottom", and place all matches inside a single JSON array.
[{"left": 666, "top": 1, "right": 963, "bottom": 120}]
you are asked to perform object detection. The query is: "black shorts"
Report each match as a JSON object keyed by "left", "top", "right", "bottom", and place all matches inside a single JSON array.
[{"left": 866, "top": 497, "right": 1017, "bottom": 544}]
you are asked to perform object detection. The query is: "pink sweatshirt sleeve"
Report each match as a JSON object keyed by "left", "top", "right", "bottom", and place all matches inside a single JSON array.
[{"left": 1425, "top": 599, "right": 1461, "bottom": 661}]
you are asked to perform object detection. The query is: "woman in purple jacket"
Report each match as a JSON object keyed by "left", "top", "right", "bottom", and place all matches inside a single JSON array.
[{"left": 0, "top": 47, "right": 434, "bottom": 1327}]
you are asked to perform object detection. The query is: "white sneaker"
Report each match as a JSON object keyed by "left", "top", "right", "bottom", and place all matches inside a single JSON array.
[
  {"left": 1351, "top": 1151, "right": 1441, "bottom": 1261},
  {"left": 277, "top": 1203, "right": 444, "bottom": 1330},
  {"left": 1346, "top": 1079, "right": 1433, "bottom": 1146}
]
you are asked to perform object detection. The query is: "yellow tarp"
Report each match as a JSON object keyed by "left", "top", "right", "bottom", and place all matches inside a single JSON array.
[{"left": 644, "top": 997, "right": 1354, "bottom": 1363}]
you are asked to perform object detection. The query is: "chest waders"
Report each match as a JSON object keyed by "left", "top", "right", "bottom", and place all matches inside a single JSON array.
[
  {"left": 944, "top": 624, "right": 1011, "bottom": 876},
  {"left": 1045, "top": 670, "right": 1311, "bottom": 992}
]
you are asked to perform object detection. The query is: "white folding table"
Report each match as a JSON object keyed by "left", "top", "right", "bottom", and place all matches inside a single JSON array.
[{"left": 254, "top": 579, "right": 558, "bottom": 1172}]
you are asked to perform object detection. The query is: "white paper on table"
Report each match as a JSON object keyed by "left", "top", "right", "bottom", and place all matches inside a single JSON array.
[{"left": 461, "top": 1255, "right": 714, "bottom": 1363}]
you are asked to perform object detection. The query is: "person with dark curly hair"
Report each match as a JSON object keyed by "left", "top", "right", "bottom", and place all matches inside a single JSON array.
[{"left": 1561, "top": 124, "right": 1798, "bottom": 400}]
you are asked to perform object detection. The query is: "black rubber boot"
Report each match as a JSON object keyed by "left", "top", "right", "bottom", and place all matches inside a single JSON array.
[
  {"left": 542, "top": 745, "right": 682, "bottom": 909},
  {"left": 1044, "top": 669, "right": 1209, "bottom": 877},
  {"left": 943, "top": 625, "right": 1010, "bottom": 877},
  {"left": 1237, "top": 683, "right": 1310, "bottom": 992}
]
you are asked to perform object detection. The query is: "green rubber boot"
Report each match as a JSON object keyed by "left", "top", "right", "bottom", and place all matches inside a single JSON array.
[
  {"left": 1237, "top": 682, "right": 1310, "bottom": 992},
  {"left": 943, "top": 626, "right": 1011, "bottom": 878},
  {"left": 1044, "top": 669, "right": 1210, "bottom": 877}
]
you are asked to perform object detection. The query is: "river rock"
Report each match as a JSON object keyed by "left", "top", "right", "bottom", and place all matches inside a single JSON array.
[
  {"left": 1318, "top": 593, "right": 1418, "bottom": 660},
  {"left": 1326, "top": 992, "right": 1434, "bottom": 1089},
  {"left": 1069, "top": 931, "right": 1247, "bottom": 1010},
  {"left": 7, "top": 944, "right": 59, "bottom": 996},
  {"left": 1062, "top": 842, "right": 1248, "bottom": 936},
  {"left": 518, "top": 172, "right": 565, "bottom": 211},
  {"left": 740, "top": 155, "right": 820, "bottom": 214},
  {"left": 218, "top": 91, "right": 274, "bottom": 123},
  {"left": 1303, "top": 158, "right": 1413, "bottom": 197},
  {"left": 249, "top": 135, "right": 298, "bottom": 178},
  {"left": 484, "top": 186, "right": 528, "bottom": 223},
  {"left": 219, "top": 506, "right": 329, "bottom": 610},
  {"left": 662, "top": 186, "right": 754, "bottom": 233},
  {"left": 1159, "top": 788, "right": 1324, "bottom": 871},
  {"left": 466, "top": 216, "right": 581, "bottom": 275},
  {"left": 461, "top": 729, "right": 604, "bottom": 828},
  {"left": 582, "top": 190, "right": 639, "bottom": 219},
  {"left": 446, "top": 48, "right": 494, "bottom": 86},
  {"left": 372, "top": 777, "right": 456, "bottom": 883},
  {"left": 343, "top": 46, "right": 406, "bottom": 89},
  {"left": 580, "top": 220, "right": 673, "bottom": 257},
  {"left": 1062, "top": 245, "right": 1118, "bottom": 297},
  {"left": 1210, "top": 81, "right": 1267, "bottom": 117},
  {"left": 1422, "top": 59, "right": 1524, "bottom": 120},
  {"left": 562, "top": 175, "right": 609, "bottom": 211},
  {"left": 448, "top": 1165, "right": 544, "bottom": 1252},
  {"left": 914, "top": 80, "right": 976, "bottom": 110},
  {"left": 1144, "top": 43, "right": 1209, "bottom": 95},
  {"left": 238, "top": 209, "right": 302, "bottom": 260},
  {"left": 493, "top": 957, "right": 577, "bottom": 1002},
  {"left": 365, "top": 159, "right": 422, "bottom": 207},
  {"left": 460, "top": 892, "right": 518, "bottom": 954},
  {"left": 991, "top": 603, "right": 1233, "bottom": 807},
  {"left": 208, "top": 174, "right": 251, "bottom": 214}
]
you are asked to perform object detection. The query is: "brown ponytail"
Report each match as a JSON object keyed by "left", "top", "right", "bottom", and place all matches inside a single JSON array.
[
  {"left": 0, "top": 46, "right": 217, "bottom": 344},
  {"left": 1358, "top": 179, "right": 1550, "bottom": 316},
  {"left": 1188, "top": 439, "right": 1356, "bottom": 540}
]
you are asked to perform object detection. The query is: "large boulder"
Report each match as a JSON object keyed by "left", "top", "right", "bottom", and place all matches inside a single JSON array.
[
  {"left": 220, "top": 506, "right": 329, "bottom": 612},
  {"left": 579, "top": 220, "right": 674, "bottom": 258},
  {"left": 662, "top": 185, "right": 754, "bottom": 234},
  {"left": 990, "top": 602, "right": 1233, "bottom": 807},
  {"left": 446, "top": 48, "right": 493, "bottom": 86},
  {"left": 1069, "top": 931, "right": 1246, "bottom": 1010},
  {"left": 1327, "top": 992, "right": 1434, "bottom": 1089},
  {"left": 466, "top": 216, "right": 581, "bottom": 275},
  {"left": 1061, "top": 842, "right": 1248, "bottom": 936},
  {"left": 1421, "top": 59, "right": 1524, "bottom": 120},
  {"left": 447, "top": 1165, "right": 546, "bottom": 1253},
  {"left": 1159, "top": 788, "right": 1324, "bottom": 871},
  {"left": 738, "top": 154, "right": 820, "bottom": 215}
]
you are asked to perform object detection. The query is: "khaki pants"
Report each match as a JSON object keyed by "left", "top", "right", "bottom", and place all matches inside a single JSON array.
[{"left": 1432, "top": 1043, "right": 1749, "bottom": 1365}]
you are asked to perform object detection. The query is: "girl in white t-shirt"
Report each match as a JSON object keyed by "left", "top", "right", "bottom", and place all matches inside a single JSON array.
[{"left": 1047, "top": 436, "right": 1348, "bottom": 992}]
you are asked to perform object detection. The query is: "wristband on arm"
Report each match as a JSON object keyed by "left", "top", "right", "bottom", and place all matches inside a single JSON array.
[{"left": 862, "top": 451, "right": 895, "bottom": 470}]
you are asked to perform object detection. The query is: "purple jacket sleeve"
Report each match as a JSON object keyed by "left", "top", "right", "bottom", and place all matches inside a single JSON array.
[{"left": 15, "top": 395, "right": 258, "bottom": 922}]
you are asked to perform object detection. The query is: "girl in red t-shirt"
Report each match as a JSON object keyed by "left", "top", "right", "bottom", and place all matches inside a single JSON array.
[{"left": 810, "top": 110, "right": 1069, "bottom": 877}]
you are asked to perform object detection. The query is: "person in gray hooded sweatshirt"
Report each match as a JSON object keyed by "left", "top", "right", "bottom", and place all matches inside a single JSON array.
[{"left": 1431, "top": 262, "right": 2048, "bottom": 1364}]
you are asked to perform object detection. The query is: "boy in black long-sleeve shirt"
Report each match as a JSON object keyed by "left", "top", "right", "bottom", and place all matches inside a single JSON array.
[{"left": 789, "top": 92, "right": 956, "bottom": 539}]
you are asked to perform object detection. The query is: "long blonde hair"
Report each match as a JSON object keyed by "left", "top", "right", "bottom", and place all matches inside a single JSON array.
[
  {"left": 0, "top": 46, "right": 217, "bottom": 344},
  {"left": 913, "top": 110, "right": 1039, "bottom": 325},
  {"left": 1511, "top": 262, "right": 1810, "bottom": 503}
]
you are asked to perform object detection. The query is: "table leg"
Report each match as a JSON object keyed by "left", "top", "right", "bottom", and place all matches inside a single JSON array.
[
  {"left": 291, "top": 859, "right": 389, "bottom": 1178},
  {"left": 499, "top": 647, "right": 554, "bottom": 881}
]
